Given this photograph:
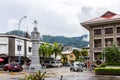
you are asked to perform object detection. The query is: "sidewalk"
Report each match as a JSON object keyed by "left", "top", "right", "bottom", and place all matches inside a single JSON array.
[
  {"left": 0, "top": 67, "right": 93, "bottom": 80},
  {"left": 0, "top": 67, "right": 120, "bottom": 80}
]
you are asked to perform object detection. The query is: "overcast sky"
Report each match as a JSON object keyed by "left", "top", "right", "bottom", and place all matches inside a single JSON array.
[{"left": 0, "top": 0, "right": 120, "bottom": 37}]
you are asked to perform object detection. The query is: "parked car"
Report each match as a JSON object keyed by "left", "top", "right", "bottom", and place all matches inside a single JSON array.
[
  {"left": 51, "top": 61, "right": 62, "bottom": 68},
  {"left": 70, "top": 62, "right": 83, "bottom": 72},
  {"left": 42, "top": 61, "right": 52, "bottom": 68},
  {"left": 0, "top": 64, "right": 4, "bottom": 71},
  {"left": 63, "top": 62, "right": 70, "bottom": 67},
  {"left": 3, "top": 62, "right": 23, "bottom": 72},
  {"left": 56, "top": 61, "right": 62, "bottom": 67},
  {"left": 80, "top": 62, "right": 85, "bottom": 67}
]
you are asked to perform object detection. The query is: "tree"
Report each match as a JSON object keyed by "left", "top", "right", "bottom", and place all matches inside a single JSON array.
[
  {"left": 39, "top": 43, "right": 53, "bottom": 64},
  {"left": 72, "top": 49, "right": 80, "bottom": 61},
  {"left": 102, "top": 44, "right": 120, "bottom": 66},
  {"left": 53, "top": 42, "right": 63, "bottom": 61},
  {"left": 39, "top": 43, "right": 46, "bottom": 64},
  {"left": 61, "top": 55, "right": 68, "bottom": 65},
  {"left": 80, "top": 48, "right": 88, "bottom": 56},
  {"left": 47, "top": 44, "right": 53, "bottom": 58},
  {"left": 39, "top": 42, "right": 63, "bottom": 64}
]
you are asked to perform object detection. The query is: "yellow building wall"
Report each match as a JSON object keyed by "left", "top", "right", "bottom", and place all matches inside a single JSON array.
[{"left": 66, "top": 53, "right": 75, "bottom": 63}]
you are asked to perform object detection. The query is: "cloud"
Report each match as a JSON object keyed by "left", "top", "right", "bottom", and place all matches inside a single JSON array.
[
  {"left": 8, "top": 19, "right": 18, "bottom": 30},
  {"left": 77, "top": 6, "right": 106, "bottom": 22},
  {"left": 19, "top": 0, "right": 87, "bottom": 37},
  {"left": 1, "top": 0, "right": 120, "bottom": 37}
]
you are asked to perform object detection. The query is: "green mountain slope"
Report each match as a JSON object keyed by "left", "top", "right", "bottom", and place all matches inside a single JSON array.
[
  {"left": 5, "top": 30, "right": 31, "bottom": 38},
  {"left": 41, "top": 35, "right": 89, "bottom": 48},
  {"left": 5, "top": 30, "right": 89, "bottom": 48}
]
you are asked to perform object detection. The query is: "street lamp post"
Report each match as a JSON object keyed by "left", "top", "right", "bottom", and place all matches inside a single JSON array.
[{"left": 18, "top": 16, "right": 27, "bottom": 65}]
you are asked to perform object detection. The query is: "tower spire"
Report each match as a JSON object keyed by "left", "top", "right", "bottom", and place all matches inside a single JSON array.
[
  {"left": 33, "top": 20, "right": 38, "bottom": 32},
  {"left": 34, "top": 20, "right": 38, "bottom": 27}
]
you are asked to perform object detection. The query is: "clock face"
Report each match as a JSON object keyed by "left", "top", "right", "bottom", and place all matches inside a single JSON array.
[
  {"left": 31, "top": 32, "right": 39, "bottom": 40},
  {"left": 31, "top": 26, "right": 40, "bottom": 40}
]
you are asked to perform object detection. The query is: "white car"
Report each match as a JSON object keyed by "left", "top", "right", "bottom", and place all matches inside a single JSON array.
[
  {"left": 51, "top": 61, "right": 62, "bottom": 67},
  {"left": 70, "top": 62, "right": 83, "bottom": 72}
]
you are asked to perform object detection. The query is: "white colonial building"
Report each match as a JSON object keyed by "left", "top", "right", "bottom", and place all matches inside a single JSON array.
[
  {"left": 0, "top": 35, "right": 9, "bottom": 56},
  {"left": 0, "top": 34, "right": 43, "bottom": 65}
]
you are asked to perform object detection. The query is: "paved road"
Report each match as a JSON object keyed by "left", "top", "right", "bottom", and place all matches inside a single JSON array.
[
  {"left": 0, "top": 71, "right": 26, "bottom": 80},
  {"left": 45, "top": 67, "right": 120, "bottom": 80},
  {"left": 0, "top": 67, "right": 120, "bottom": 80}
]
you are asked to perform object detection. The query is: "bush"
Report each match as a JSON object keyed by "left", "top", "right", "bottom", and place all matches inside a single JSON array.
[
  {"left": 98, "top": 63, "right": 106, "bottom": 68},
  {"left": 95, "top": 68, "right": 120, "bottom": 75},
  {"left": 20, "top": 70, "right": 47, "bottom": 80},
  {"left": 106, "top": 62, "right": 120, "bottom": 66}
]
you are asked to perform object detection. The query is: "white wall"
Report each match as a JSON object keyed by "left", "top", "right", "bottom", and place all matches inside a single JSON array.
[
  {"left": 0, "top": 37, "right": 8, "bottom": 55},
  {"left": 0, "top": 35, "right": 44, "bottom": 58},
  {"left": 26, "top": 41, "right": 32, "bottom": 58},
  {"left": 15, "top": 38, "right": 25, "bottom": 56}
]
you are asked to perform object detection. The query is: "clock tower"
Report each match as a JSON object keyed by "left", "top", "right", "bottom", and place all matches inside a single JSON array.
[{"left": 29, "top": 20, "right": 41, "bottom": 72}]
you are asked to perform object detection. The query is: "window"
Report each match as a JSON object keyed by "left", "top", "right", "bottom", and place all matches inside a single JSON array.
[
  {"left": 94, "top": 29, "right": 101, "bottom": 35},
  {"left": 69, "top": 55, "right": 73, "bottom": 58},
  {"left": 105, "top": 28, "right": 113, "bottom": 34},
  {"left": 117, "top": 38, "right": 120, "bottom": 46},
  {"left": 94, "top": 52, "right": 101, "bottom": 60},
  {"left": 28, "top": 47, "right": 32, "bottom": 52},
  {"left": 94, "top": 39, "right": 102, "bottom": 48},
  {"left": 117, "top": 27, "right": 120, "bottom": 33},
  {"left": 17, "top": 45, "right": 22, "bottom": 51},
  {"left": 105, "top": 38, "right": 113, "bottom": 47}
]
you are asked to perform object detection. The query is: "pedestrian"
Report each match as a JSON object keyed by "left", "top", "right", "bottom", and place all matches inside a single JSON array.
[{"left": 87, "top": 60, "right": 90, "bottom": 70}]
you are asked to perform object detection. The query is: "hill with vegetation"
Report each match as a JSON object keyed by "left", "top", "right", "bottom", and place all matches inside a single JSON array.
[
  {"left": 5, "top": 30, "right": 31, "bottom": 38},
  {"left": 5, "top": 30, "right": 89, "bottom": 48},
  {"left": 41, "top": 35, "right": 89, "bottom": 48}
]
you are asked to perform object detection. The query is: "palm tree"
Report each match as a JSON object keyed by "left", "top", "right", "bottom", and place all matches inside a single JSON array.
[
  {"left": 53, "top": 42, "right": 63, "bottom": 61},
  {"left": 39, "top": 43, "right": 51, "bottom": 64},
  {"left": 46, "top": 44, "right": 53, "bottom": 58},
  {"left": 39, "top": 44, "right": 46, "bottom": 64}
]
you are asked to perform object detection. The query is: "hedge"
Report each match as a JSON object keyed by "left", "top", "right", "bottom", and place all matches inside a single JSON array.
[{"left": 95, "top": 68, "right": 120, "bottom": 75}]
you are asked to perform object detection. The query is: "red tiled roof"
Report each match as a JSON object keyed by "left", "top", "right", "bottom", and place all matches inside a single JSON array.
[{"left": 81, "top": 11, "right": 120, "bottom": 25}]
